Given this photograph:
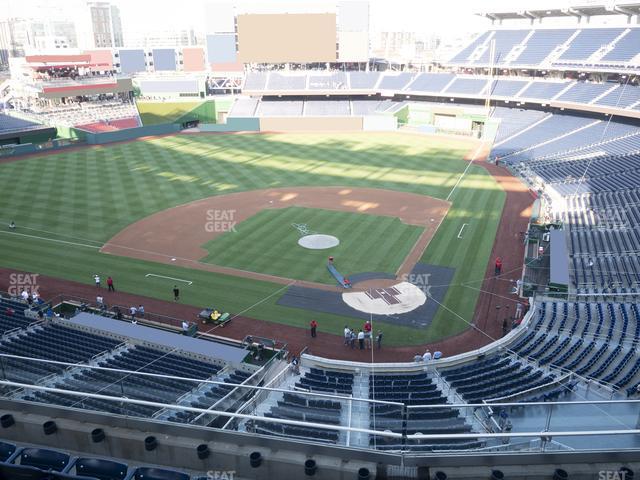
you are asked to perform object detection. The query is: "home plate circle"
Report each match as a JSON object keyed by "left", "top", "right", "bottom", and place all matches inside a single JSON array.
[
  {"left": 298, "top": 234, "right": 340, "bottom": 250},
  {"left": 343, "top": 282, "right": 426, "bottom": 315}
]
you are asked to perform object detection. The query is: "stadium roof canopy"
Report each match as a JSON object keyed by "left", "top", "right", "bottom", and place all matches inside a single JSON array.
[{"left": 476, "top": 1, "right": 640, "bottom": 21}]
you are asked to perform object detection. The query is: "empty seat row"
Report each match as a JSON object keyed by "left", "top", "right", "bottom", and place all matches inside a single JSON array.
[{"left": 0, "top": 440, "right": 195, "bottom": 479}]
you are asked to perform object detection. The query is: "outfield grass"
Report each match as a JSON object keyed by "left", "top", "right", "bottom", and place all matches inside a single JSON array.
[
  {"left": 0, "top": 132, "right": 504, "bottom": 346},
  {"left": 200, "top": 206, "right": 423, "bottom": 284}
]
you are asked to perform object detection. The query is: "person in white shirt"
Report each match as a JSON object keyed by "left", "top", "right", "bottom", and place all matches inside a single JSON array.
[
  {"left": 94, "top": 274, "right": 100, "bottom": 288},
  {"left": 31, "top": 291, "right": 39, "bottom": 302},
  {"left": 515, "top": 302, "right": 523, "bottom": 319},
  {"left": 21, "top": 290, "right": 29, "bottom": 302},
  {"left": 344, "top": 326, "right": 351, "bottom": 346},
  {"left": 290, "top": 355, "right": 300, "bottom": 375},
  {"left": 423, "top": 349, "right": 432, "bottom": 361},
  {"left": 129, "top": 306, "right": 137, "bottom": 318},
  {"left": 96, "top": 295, "right": 104, "bottom": 306},
  {"left": 181, "top": 321, "right": 189, "bottom": 334},
  {"left": 357, "top": 330, "right": 365, "bottom": 350}
]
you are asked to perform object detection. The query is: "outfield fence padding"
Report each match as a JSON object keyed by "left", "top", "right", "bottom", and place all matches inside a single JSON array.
[
  {"left": 259, "top": 116, "right": 363, "bottom": 132},
  {"left": 0, "top": 138, "right": 83, "bottom": 158},
  {"left": 362, "top": 115, "right": 398, "bottom": 131},
  {"left": 198, "top": 117, "right": 261, "bottom": 132}
]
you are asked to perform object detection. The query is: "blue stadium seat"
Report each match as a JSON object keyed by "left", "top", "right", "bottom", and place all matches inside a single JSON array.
[
  {"left": 48, "top": 473, "right": 99, "bottom": 479},
  {"left": 18, "top": 448, "right": 70, "bottom": 472},
  {"left": 0, "top": 463, "right": 49, "bottom": 480},
  {"left": 73, "top": 457, "right": 128, "bottom": 480},
  {"left": 132, "top": 467, "right": 190, "bottom": 480},
  {"left": 0, "top": 441, "right": 16, "bottom": 462}
]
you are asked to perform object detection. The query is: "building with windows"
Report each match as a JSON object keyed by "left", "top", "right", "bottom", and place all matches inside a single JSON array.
[{"left": 78, "top": 1, "right": 124, "bottom": 49}]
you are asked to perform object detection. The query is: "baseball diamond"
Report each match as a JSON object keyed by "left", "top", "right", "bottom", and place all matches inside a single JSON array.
[{"left": 0, "top": 132, "right": 506, "bottom": 347}]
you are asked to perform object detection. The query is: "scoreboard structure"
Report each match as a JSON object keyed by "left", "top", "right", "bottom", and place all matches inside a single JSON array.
[
  {"left": 237, "top": 13, "right": 337, "bottom": 64},
  {"left": 204, "top": 1, "right": 370, "bottom": 68}
]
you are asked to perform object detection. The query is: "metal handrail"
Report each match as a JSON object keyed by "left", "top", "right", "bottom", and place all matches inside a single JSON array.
[
  {"left": 406, "top": 428, "right": 640, "bottom": 441},
  {"left": 0, "top": 353, "right": 404, "bottom": 407},
  {"left": 225, "top": 359, "right": 294, "bottom": 425},
  {"left": 4, "top": 380, "right": 640, "bottom": 448},
  {"left": 2, "top": 327, "right": 23, "bottom": 338},
  {"left": 484, "top": 372, "right": 573, "bottom": 403},
  {"left": 190, "top": 357, "right": 276, "bottom": 425},
  {"left": 3, "top": 380, "right": 403, "bottom": 440}
]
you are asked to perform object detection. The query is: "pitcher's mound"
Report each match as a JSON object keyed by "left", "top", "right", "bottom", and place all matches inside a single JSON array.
[{"left": 298, "top": 234, "right": 340, "bottom": 250}]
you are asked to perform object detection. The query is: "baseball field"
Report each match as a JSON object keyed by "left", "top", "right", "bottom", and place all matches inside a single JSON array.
[{"left": 0, "top": 131, "right": 505, "bottom": 346}]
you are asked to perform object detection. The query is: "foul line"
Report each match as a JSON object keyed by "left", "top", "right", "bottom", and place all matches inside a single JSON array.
[
  {"left": 0, "top": 230, "right": 101, "bottom": 249},
  {"left": 145, "top": 274, "right": 193, "bottom": 285},
  {"left": 457, "top": 223, "right": 468, "bottom": 239},
  {"left": 445, "top": 141, "right": 486, "bottom": 202}
]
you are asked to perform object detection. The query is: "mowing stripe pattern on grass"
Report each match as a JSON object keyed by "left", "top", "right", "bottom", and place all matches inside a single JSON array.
[
  {"left": 200, "top": 207, "right": 423, "bottom": 284},
  {"left": 0, "top": 132, "right": 504, "bottom": 346}
]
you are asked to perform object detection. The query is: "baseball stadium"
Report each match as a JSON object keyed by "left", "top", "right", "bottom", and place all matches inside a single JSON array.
[{"left": 0, "top": 1, "right": 639, "bottom": 479}]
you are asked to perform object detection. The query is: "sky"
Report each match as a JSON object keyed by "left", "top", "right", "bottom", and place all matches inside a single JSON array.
[
  {"left": 0, "top": 0, "right": 632, "bottom": 41},
  {"left": 111, "top": 0, "right": 493, "bottom": 36}
]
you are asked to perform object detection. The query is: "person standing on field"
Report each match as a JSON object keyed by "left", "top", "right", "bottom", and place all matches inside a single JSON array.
[
  {"left": 94, "top": 274, "right": 101, "bottom": 288},
  {"left": 363, "top": 320, "right": 372, "bottom": 349},
  {"left": 107, "top": 276, "right": 115, "bottom": 292},
  {"left": 173, "top": 286, "right": 180, "bottom": 301},
  {"left": 494, "top": 257, "right": 503, "bottom": 276},
  {"left": 515, "top": 302, "right": 523, "bottom": 319},
  {"left": 310, "top": 319, "right": 318, "bottom": 338}
]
